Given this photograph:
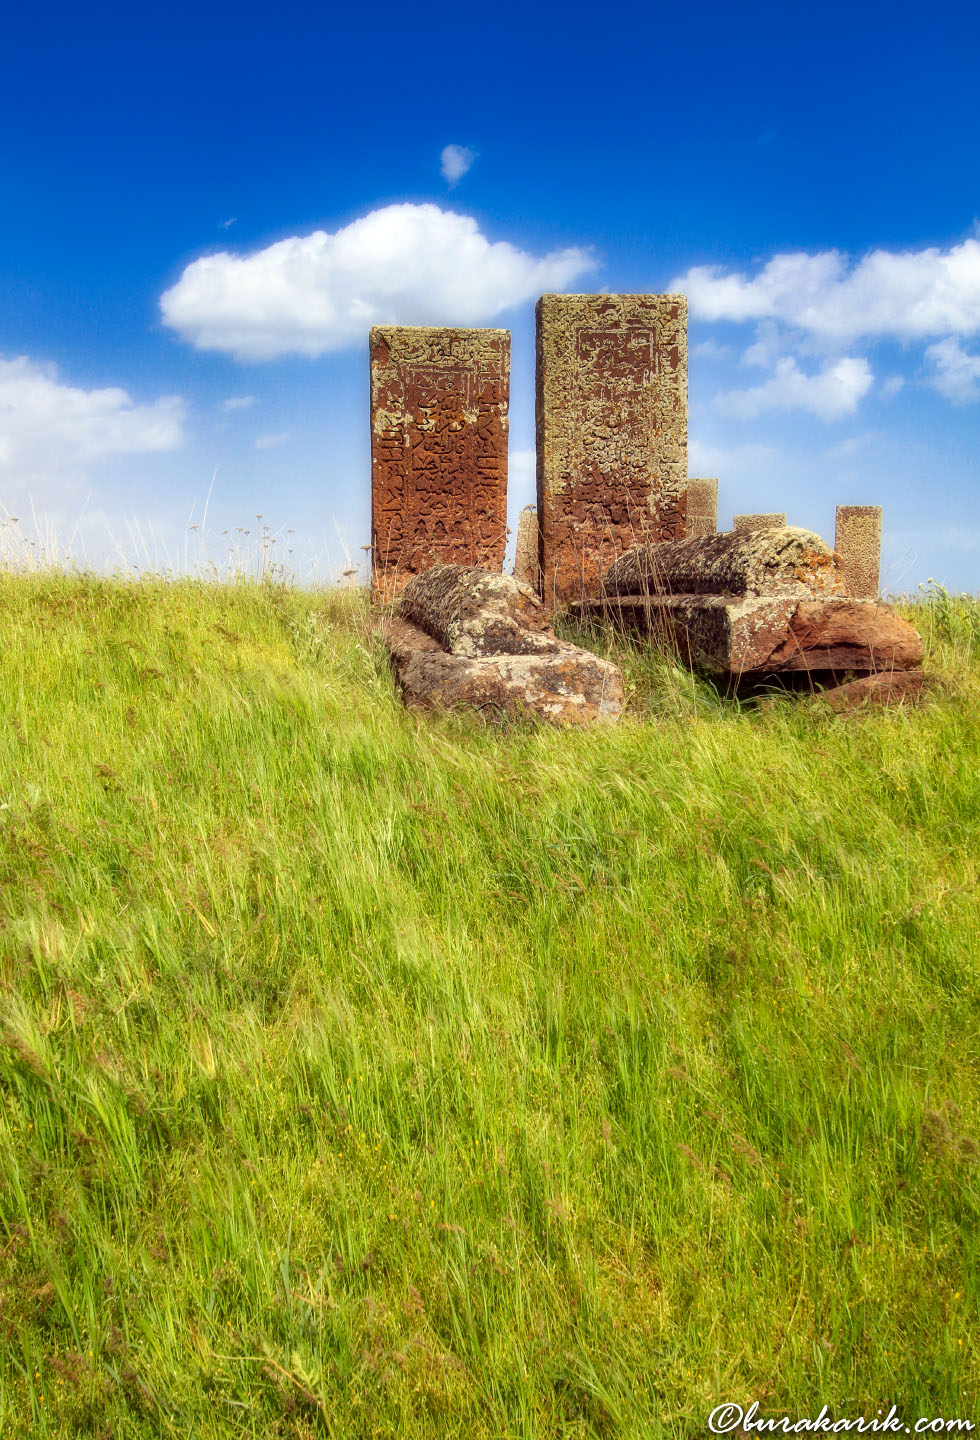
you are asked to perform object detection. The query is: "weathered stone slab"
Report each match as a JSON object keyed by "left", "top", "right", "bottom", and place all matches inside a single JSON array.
[
  {"left": 370, "top": 326, "right": 509, "bottom": 602},
  {"left": 733, "top": 512, "right": 786, "bottom": 532},
  {"left": 513, "top": 506, "right": 540, "bottom": 594},
  {"left": 835, "top": 505, "right": 882, "bottom": 598},
  {"left": 602, "top": 527, "right": 847, "bottom": 601},
  {"left": 535, "top": 293, "right": 688, "bottom": 608},
  {"left": 575, "top": 593, "right": 924, "bottom": 677},
  {"left": 400, "top": 564, "right": 556, "bottom": 657},
  {"left": 383, "top": 617, "right": 624, "bottom": 724},
  {"left": 686, "top": 478, "right": 718, "bottom": 538}
]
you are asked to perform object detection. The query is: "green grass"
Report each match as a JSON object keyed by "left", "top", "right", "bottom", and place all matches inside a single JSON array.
[{"left": 0, "top": 570, "right": 978, "bottom": 1438}]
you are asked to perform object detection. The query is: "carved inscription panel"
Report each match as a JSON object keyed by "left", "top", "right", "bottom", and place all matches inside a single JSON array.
[
  {"left": 370, "top": 326, "right": 509, "bottom": 601},
  {"left": 835, "top": 505, "right": 882, "bottom": 599},
  {"left": 536, "top": 294, "right": 688, "bottom": 606}
]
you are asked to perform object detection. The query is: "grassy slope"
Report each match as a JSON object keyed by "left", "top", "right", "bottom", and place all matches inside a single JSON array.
[{"left": 0, "top": 572, "right": 978, "bottom": 1438}]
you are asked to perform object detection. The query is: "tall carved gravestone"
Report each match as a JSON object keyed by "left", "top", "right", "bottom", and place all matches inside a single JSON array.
[
  {"left": 370, "top": 326, "right": 510, "bottom": 602},
  {"left": 535, "top": 293, "right": 688, "bottom": 607},
  {"left": 835, "top": 505, "right": 882, "bottom": 599}
]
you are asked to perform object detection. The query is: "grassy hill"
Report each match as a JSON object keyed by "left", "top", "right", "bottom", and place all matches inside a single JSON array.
[{"left": 0, "top": 570, "right": 978, "bottom": 1437}]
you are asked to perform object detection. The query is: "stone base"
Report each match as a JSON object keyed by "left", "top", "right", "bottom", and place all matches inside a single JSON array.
[
  {"left": 818, "top": 670, "right": 929, "bottom": 711},
  {"left": 382, "top": 617, "right": 624, "bottom": 724},
  {"left": 572, "top": 594, "right": 924, "bottom": 677}
]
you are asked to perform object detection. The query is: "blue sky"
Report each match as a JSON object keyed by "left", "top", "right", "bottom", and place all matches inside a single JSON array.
[{"left": 2, "top": 0, "right": 978, "bottom": 591}]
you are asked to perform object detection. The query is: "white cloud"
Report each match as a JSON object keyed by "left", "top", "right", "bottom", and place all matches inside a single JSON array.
[
  {"left": 441, "top": 144, "right": 476, "bottom": 187},
  {"left": 879, "top": 375, "right": 906, "bottom": 400},
  {"left": 222, "top": 394, "right": 256, "bottom": 411},
  {"left": 673, "top": 238, "right": 980, "bottom": 342},
  {"left": 254, "top": 431, "right": 290, "bottom": 450},
  {"left": 715, "top": 356, "right": 873, "bottom": 420},
  {"left": 160, "top": 203, "right": 594, "bottom": 361},
  {"left": 0, "top": 356, "right": 184, "bottom": 483},
  {"left": 924, "top": 337, "right": 980, "bottom": 404}
]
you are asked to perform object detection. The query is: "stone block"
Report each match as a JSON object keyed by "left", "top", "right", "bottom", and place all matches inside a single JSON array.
[
  {"left": 576, "top": 593, "right": 924, "bottom": 678},
  {"left": 835, "top": 505, "right": 882, "bottom": 598},
  {"left": 733, "top": 513, "right": 786, "bottom": 532},
  {"left": 370, "top": 326, "right": 509, "bottom": 602},
  {"left": 535, "top": 293, "right": 688, "bottom": 608},
  {"left": 686, "top": 478, "right": 718, "bottom": 538}
]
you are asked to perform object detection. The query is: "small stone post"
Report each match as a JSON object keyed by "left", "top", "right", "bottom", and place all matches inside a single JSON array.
[{"left": 686, "top": 478, "right": 718, "bottom": 537}]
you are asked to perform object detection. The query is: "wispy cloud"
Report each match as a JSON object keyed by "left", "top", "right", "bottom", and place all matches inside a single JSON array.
[
  {"left": 691, "top": 338, "right": 733, "bottom": 360},
  {"left": 222, "top": 395, "right": 257, "bottom": 411},
  {"left": 254, "top": 431, "right": 290, "bottom": 450},
  {"left": 440, "top": 144, "right": 476, "bottom": 187},
  {"left": 161, "top": 203, "right": 593, "bottom": 361},
  {"left": 924, "top": 337, "right": 980, "bottom": 404}
]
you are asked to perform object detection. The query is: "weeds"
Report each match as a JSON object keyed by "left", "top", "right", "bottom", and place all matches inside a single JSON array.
[{"left": 0, "top": 569, "right": 977, "bottom": 1437}]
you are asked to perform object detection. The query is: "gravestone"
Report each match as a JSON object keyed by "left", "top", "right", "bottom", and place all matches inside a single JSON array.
[
  {"left": 535, "top": 293, "right": 688, "bottom": 608},
  {"left": 370, "top": 326, "right": 509, "bottom": 602},
  {"left": 733, "top": 513, "right": 786, "bottom": 532},
  {"left": 835, "top": 505, "right": 882, "bottom": 599},
  {"left": 513, "top": 505, "right": 540, "bottom": 593},
  {"left": 686, "top": 478, "right": 718, "bottom": 538}
]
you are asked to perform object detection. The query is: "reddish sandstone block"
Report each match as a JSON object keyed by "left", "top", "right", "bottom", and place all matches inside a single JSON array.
[
  {"left": 535, "top": 293, "right": 688, "bottom": 608},
  {"left": 370, "top": 326, "right": 509, "bottom": 602}
]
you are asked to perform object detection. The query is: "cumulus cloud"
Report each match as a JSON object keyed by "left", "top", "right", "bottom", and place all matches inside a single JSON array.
[
  {"left": 673, "top": 238, "right": 980, "bottom": 343},
  {"left": 160, "top": 203, "right": 594, "bottom": 361},
  {"left": 0, "top": 355, "right": 185, "bottom": 482},
  {"left": 441, "top": 144, "right": 476, "bottom": 186},
  {"left": 924, "top": 337, "right": 980, "bottom": 404},
  {"left": 715, "top": 356, "right": 873, "bottom": 420}
]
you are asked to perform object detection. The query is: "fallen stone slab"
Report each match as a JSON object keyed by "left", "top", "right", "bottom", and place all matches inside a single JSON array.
[
  {"left": 574, "top": 593, "right": 924, "bottom": 677},
  {"left": 382, "top": 616, "right": 624, "bottom": 724},
  {"left": 818, "top": 669, "right": 930, "bottom": 711},
  {"left": 601, "top": 526, "right": 848, "bottom": 601},
  {"left": 400, "top": 564, "right": 557, "bottom": 658}
]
